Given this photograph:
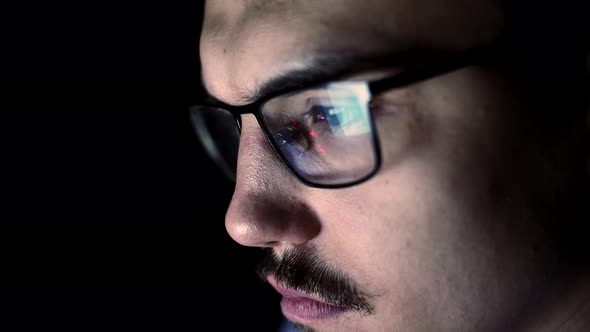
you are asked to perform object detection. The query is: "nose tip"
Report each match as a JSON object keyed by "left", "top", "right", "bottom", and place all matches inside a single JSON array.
[
  {"left": 224, "top": 217, "right": 264, "bottom": 247},
  {"left": 225, "top": 190, "right": 321, "bottom": 248}
]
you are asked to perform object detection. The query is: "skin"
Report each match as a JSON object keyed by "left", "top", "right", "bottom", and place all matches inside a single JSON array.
[{"left": 200, "top": 1, "right": 590, "bottom": 331}]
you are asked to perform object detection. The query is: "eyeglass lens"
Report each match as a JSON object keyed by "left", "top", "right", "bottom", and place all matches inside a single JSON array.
[
  {"left": 192, "top": 81, "right": 378, "bottom": 186},
  {"left": 261, "top": 81, "right": 377, "bottom": 185},
  {"left": 190, "top": 106, "right": 240, "bottom": 180}
]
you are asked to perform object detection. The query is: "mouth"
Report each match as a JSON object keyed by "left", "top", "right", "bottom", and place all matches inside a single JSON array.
[{"left": 267, "top": 275, "right": 349, "bottom": 323}]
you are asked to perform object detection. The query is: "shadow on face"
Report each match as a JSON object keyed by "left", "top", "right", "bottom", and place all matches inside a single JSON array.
[{"left": 199, "top": 1, "right": 590, "bottom": 331}]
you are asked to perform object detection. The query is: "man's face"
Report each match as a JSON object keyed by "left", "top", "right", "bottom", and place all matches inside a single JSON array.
[{"left": 200, "top": 1, "right": 584, "bottom": 331}]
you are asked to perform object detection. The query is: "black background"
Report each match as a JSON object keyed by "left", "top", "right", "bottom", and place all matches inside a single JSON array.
[{"left": 1, "top": 1, "right": 282, "bottom": 331}]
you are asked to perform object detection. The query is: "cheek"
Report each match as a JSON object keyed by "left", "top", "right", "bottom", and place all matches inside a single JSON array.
[
  {"left": 304, "top": 68, "right": 531, "bottom": 327},
  {"left": 310, "top": 158, "right": 523, "bottom": 330},
  {"left": 310, "top": 160, "right": 469, "bottom": 309}
]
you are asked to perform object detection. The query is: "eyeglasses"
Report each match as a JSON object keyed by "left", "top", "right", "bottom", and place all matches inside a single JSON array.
[{"left": 190, "top": 48, "right": 491, "bottom": 189}]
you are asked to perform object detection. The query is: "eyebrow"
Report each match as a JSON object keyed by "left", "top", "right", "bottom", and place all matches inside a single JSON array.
[{"left": 202, "top": 50, "right": 417, "bottom": 107}]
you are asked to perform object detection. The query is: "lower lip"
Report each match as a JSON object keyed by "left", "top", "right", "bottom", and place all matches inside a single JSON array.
[{"left": 280, "top": 296, "right": 347, "bottom": 322}]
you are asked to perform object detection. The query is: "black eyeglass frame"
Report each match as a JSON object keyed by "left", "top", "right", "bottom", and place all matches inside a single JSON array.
[{"left": 191, "top": 46, "right": 494, "bottom": 189}]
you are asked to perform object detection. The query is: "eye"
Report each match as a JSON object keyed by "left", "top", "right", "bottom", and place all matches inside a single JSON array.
[
  {"left": 308, "top": 105, "right": 329, "bottom": 123},
  {"left": 305, "top": 99, "right": 370, "bottom": 137},
  {"left": 273, "top": 121, "right": 311, "bottom": 152},
  {"left": 274, "top": 104, "right": 338, "bottom": 154}
]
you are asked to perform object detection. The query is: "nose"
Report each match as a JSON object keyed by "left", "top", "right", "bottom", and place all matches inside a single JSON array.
[{"left": 225, "top": 115, "right": 321, "bottom": 248}]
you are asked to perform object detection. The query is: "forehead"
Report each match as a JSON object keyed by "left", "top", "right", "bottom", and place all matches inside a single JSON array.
[{"left": 200, "top": 0, "right": 503, "bottom": 104}]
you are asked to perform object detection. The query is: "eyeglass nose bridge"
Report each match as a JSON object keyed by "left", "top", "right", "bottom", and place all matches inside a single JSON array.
[{"left": 235, "top": 112, "right": 243, "bottom": 133}]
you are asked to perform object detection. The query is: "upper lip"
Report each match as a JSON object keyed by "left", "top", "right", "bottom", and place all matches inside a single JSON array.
[{"left": 267, "top": 275, "right": 337, "bottom": 306}]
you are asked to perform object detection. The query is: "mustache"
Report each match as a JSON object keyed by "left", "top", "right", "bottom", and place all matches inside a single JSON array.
[{"left": 256, "top": 246, "right": 374, "bottom": 315}]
